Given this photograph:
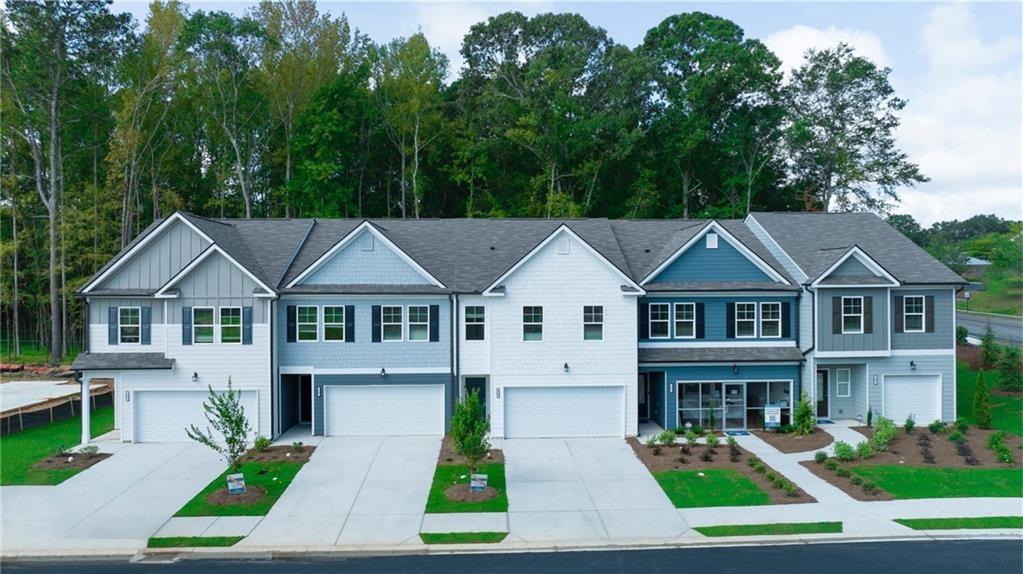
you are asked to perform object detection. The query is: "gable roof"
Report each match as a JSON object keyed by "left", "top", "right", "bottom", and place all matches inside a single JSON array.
[
  {"left": 811, "top": 245, "right": 899, "bottom": 287},
  {"left": 154, "top": 244, "right": 275, "bottom": 297}
]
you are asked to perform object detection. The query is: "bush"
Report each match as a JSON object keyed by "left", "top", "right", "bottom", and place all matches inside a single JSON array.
[
  {"left": 956, "top": 325, "right": 969, "bottom": 346},
  {"left": 947, "top": 430, "right": 965, "bottom": 443},
  {"left": 928, "top": 420, "right": 944, "bottom": 434},
  {"left": 775, "top": 423, "right": 794, "bottom": 434},
  {"left": 684, "top": 430, "right": 699, "bottom": 447},
  {"left": 995, "top": 446, "right": 1015, "bottom": 464},
  {"left": 52, "top": 444, "right": 71, "bottom": 457},
  {"left": 862, "top": 481, "right": 877, "bottom": 493},
  {"left": 866, "top": 407, "right": 873, "bottom": 428},
  {"left": 904, "top": 416, "right": 915, "bottom": 434},
  {"left": 754, "top": 462, "right": 766, "bottom": 473},
  {"left": 814, "top": 451, "right": 828, "bottom": 464},
  {"left": 872, "top": 417, "right": 897, "bottom": 452},
  {"left": 705, "top": 434, "right": 720, "bottom": 450},
  {"left": 186, "top": 379, "right": 253, "bottom": 472},
  {"left": 79, "top": 445, "right": 99, "bottom": 457},
  {"left": 645, "top": 435, "right": 658, "bottom": 448},
  {"left": 794, "top": 391, "right": 816, "bottom": 435},
  {"left": 690, "top": 425, "right": 705, "bottom": 436},
  {"left": 855, "top": 441, "right": 874, "bottom": 459},
  {"left": 783, "top": 482, "right": 797, "bottom": 497},
  {"left": 747, "top": 455, "right": 760, "bottom": 467},
  {"left": 659, "top": 430, "right": 677, "bottom": 447},
  {"left": 833, "top": 441, "right": 856, "bottom": 461},
  {"left": 987, "top": 431, "right": 1006, "bottom": 449},
  {"left": 836, "top": 467, "right": 851, "bottom": 478},
  {"left": 824, "top": 459, "right": 839, "bottom": 471},
  {"left": 921, "top": 448, "right": 935, "bottom": 464},
  {"left": 765, "top": 471, "right": 777, "bottom": 482},
  {"left": 291, "top": 441, "right": 305, "bottom": 452},
  {"left": 699, "top": 449, "right": 713, "bottom": 462},
  {"left": 253, "top": 436, "right": 272, "bottom": 453},
  {"left": 998, "top": 347, "right": 1023, "bottom": 392},
  {"left": 980, "top": 326, "right": 999, "bottom": 368},
  {"left": 973, "top": 371, "right": 992, "bottom": 429},
  {"left": 850, "top": 475, "right": 863, "bottom": 486},
  {"left": 451, "top": 389, "right": 492, "bottom": 474},
  {"left": 955, "top": 416, "right": 969, "bottom": 434},
  {"left": 726, "top": 436, "right": 738, "bottom": 448}
]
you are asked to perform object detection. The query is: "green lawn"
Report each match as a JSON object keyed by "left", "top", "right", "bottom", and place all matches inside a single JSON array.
[
  {"left": 894, "top": 516, "right": 1023, "bottom": 530},
  {"left": 0, "top": 405, "right": 115, "bottom": 485},
  {"left": 653, "top": 469, "right": 770, "bottom": 508},
  {"left": 956, "top": 361, "right": 1021, "bottom": 435},
  {"left": 175, "top": 460, "right": 306, "bottom": 516},
  {"left": 425, "top": 463, "right": 508, "bottom": 513},
  {"left": 695, "top": 522, "right": 842, "bottom": 537},
  {"left": 851, "top": 465, "right": 1023, "bottom": 499},
  {"left": 0, "top": 339, "right": 81, "bottom": 366},
  {"left": 957, "top": 267, "right": 1022, "bottom": 316},
  {"left": 148, "top": 536, "right": 244, "bottom": 548},
  {"left": 419, "top": 532, "right": 508, "bottom": 544}
]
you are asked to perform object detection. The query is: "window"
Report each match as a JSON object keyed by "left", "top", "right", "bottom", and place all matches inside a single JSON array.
[
  {"left": 841, "top": 296, "right": 863, "bottom": 334},
  {"left": 760, "top": 302, "right": 781, "bottom": 338},
  {"left": 706, "top": 233, "right": 718, "bottom": 249},
  {"left": 465, "top": 306, "right": 485, "bottom": 341},
  {"left": 193, "top": 307, "right": 215, "bottom": 344},
  {"left": 583, "top": 306, "right": 603, "bottom": 341},
  {"left": 735, "top": 302, "right": 757, "bottom": 338},
  {"left": 118, "top": 307, "right": 140, "bottom": 344},
  {"left": 408, "top": 305, "right": 429, "bottom": 341},
  {"left": 382, "top": 306, "right": 403, "bottom": 341},
  {"left": 649, "top": 303, "right": 670, "bottom": 339},
  {"left": 297, "top": 306, "right": 318, "bottom": 341},
  {"left": 673, "top": 303, "right": 695, "bottom": 339},
  {"left": 220, "top": 307, "right": 241, "bottom": 344},
  {"left": 523, "top": 306, "right": 543, "bottom": 341},
  {"left": 323, "top": 306, "right": 345, "bottom": 341},
  {"left": 836, "top": 368, "right": 851, "bottom": 398},
  {"left": 904, "top": 295, "right": 925, "bottom": 332}
]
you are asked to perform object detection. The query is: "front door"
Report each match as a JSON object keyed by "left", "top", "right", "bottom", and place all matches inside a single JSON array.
[
  {"left": 638, "top": 374, "right": 649, "bottom": 421},
  {"left": 464, "top": 377, "right": 488, "bottom": 416},
  {"left": 816, "top": 370, "right": 829, "bottom": 418},
  {"left": 300, "top": 375, "right": 312, "bottom": 424},
  {"left": 724, "top": 383, "right": 746, "bottom": 430}
]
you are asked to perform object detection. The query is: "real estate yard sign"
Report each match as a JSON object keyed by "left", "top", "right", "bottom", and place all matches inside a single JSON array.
[
  {"left": 470, "top": 474, "right": 488, "bottom": 492},
  {"left": 227, "top": 473, "right": 247, "bottom": 495},
  {"left": 765, "top": 405, "right": 782, "bottom": 429}
]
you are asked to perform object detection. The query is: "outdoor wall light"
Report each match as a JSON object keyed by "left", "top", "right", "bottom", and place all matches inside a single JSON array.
[
  {"left": 563, "top": 362, "right": 570, "bottom": 373},
  {"left": 910, "top": 361, "right": 917, "bottom": 371},
  {"left": 731, "top": 364, "right": 739, "bottom": 375},
  {"left": 380, "top": 368, "right": 387, "bottom": 377},
  {"left": 192, "top": 372, "right": 199, "bottom": 383}
]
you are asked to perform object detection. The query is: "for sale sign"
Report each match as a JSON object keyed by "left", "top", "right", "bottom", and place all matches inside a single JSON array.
[
  {"left": 470, "top": 473, "right": 488, "bottom": 492},
  {"left": 227, "top": 473, "right": 247, "bottom": 495},
  {"left": 765, "top": 405, "right": 782, "bottom": 429}
]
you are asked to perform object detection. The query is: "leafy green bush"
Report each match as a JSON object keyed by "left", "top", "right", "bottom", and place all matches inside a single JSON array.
[
  {"left": 747, "top": 455, "right": 760, "bottom": 467},
  {"left": 904, "top": 416, "right": 915, "bottom": 434},
  {"left": 928, "top": 420, "right": 944, "bottom": 434},
  {"left": 684, "top": 430, "right": 699, "bottom": 447},
  {"left": 998, "top": 347, "right": 1023, "bottom": 392},
  {"left": 253, "top": 436, "right": 272, "bottom": 452},
  {"left": 658, "top": 430, "right": 677, "bottom": 447},
  {"left": 754, "top": 462, "right": 766, "bottom": 474},
  {"left": 855, "top": 441, "right": 874, "bottom": 459},
  {"left": 833, "top": 441, "right": 856, "bottom": 461},
  {"left": 783, "top": 482, "right": 797, "bottom": 497},
  {"left": 955, "top": 416, "right": 969, "bottom": 434},
  {"left": 765, "top": 471, "right": 777, "bottom": 482},
  {"left": 705, "top": 434, "right": 720, "bottom": 449},
  {"left": 987, "top": 431, "right": 1006, "bottom": 449},
  {"left": 850, "top": 475, "right": 863, "bottom": 486},
  {"left": 956, "top": 325, "right": 968, "bottom": 346},
  {"left": 973, "top": 371, "right": 992, "bottom": 429},
  {"left": 814, "top": 451, "right": 828, "bottom": 464},
  {"left": 645, "top": 436, "right": 658, "bottom": 448},
  {"left": 981, "top": 327, "right": 1000, "bottom": 368},
  {"left": 871, "top": 417, "right": 897, "bottom": 452},
  {"left": 79, "top": 445, "right": 100, "bottom": 457},
  {"left": 794, "top": 391, "right": 816, "bottom": 435},
  {"left": 862, "top": 481, "right": 877, "bottom": 493},
  {"left": 947, "top": 430, "right": 966, "bottom": 443},
  {"left": 836, "top": 467, "right": 851, "bottom": 478},
  {"left": 824, "top": 459, "right": 839, "bottom": 471},
  {"left": 291, "top": 441, "right": 305, "bottom": 452}
]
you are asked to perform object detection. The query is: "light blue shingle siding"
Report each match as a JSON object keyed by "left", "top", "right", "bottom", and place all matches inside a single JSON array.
[
  {"left": 300, "top": 229, "right": 433, "bottom": 286},
  {"left": 891, "top": 289, "right": 955, "bottom": 350},
  {"left": 312, "top": 373, "right": 453, "bottom": 435},
  {"left": 819, "top": 354, "right": 956, "bottom": 423},
  {"left": 817, "top": 288, "right": 890, "bottom": 352},
  {"left": 639, "top": 296, "right": 798, "bottom": 342},
  {"left": 649, "top": 237, "right": 773, "bottom": 283},
  {"left": 814, "top": 364, "right": 867, "bottom": 420}
]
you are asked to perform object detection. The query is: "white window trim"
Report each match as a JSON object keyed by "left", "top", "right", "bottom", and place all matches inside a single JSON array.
[
  {"left": 648, "top": 303, "right": 670, "bottom": 340},
  {"left": 464, "top": 306, "right": 485, "bottom": 341},
  {"left": 322, "top": 305, "right": 345, "bottom": 342},
  {"left": 903, "top": 295, "right": 925, "bottom": 333},
  {"left": 407, "top": 305, "right": 430, "bottom": 343},
  {"left": 759, "top": 302, "right": 782, "bottom": 339},
  {"left": 673, "top": 302, "right": 696, "bottom": 340},
  {"left": 193, "top": 306, "right": 216, "bottom": 345},
  {"left": 219, "top": 306, "right": 242, "bottom": 345},
  {"left": 735, "top": 302, "right": 758, "bottom": 339},
  {"left": 841, "top": 296, "right": 864, "bottom": 334},
  {"left": 381, "top": 305, "right": 404, "bottom": 342},
  {"left": 296, "top": 305, "right": 319, "bottom": 343},
  {"left": 118, "top": 306, "right": 142, "bottom": 345},
  {"left": 523, "top": 306, "right": 543, "bottom": 342},
  {"left": 836, "top": 368, "right": 851, "bottom": 398},
  {"left": 583, "top": 305, "right": 604, "bottom": 341}
]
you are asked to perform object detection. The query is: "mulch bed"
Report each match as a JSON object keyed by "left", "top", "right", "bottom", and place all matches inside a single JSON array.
[
  {"left": 207, "top": 485, "right": 266, "bottom": 506},
  {"left": 957, "top": 344, "right": 985, "bottom": 371},
  {"left": 444, "top": 483, "right": 500, "bottom": 503},
  {"left": 438, "top": 435, "right": 504, "bottom": 465},
  {"left": 33, "top": 452, "right": 111, "bottom": 472},
  {"left": 752, "top": 430, "right": 834, "bottom": 454},
  {"left": 627, "top": 437, "right": 816, "bottom": 505},
  {"left": 242, "top": 445, "right": 316, "bottom": 464}
]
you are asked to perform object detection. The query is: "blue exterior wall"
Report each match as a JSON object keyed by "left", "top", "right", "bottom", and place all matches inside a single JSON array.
[
  {"left": 649, "top": 236, "right": 773, "bottom": 283},
  {"left": 639, "top": 295, "right": 798, "bottom": 342},
  {"left": 312, "top": 373, "right": 453, "bottom": 435},
  {"left": 890, "top": 288, "right": 955, "bottom": 350},
  {"left": 830, "top": 256, "right": 877, "bottom": 278},
  {"left": 817, "top": 288, "right": 889, "bottom": 352},
  {"left": 300, "top": 229, "right": 432, "bottom": 285}
]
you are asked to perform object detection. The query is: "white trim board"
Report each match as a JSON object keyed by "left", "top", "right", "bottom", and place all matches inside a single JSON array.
[
  {"left": 744, "top": 214, "right": 809, "bottom": 281},
  {"left": 642, "top": 291, "right": 798, "bottom": 298},
  {"left": 639, "top": 341, "right": 797, "bottom": 348},
  {"left": 815, "top": 350, "right": 891, "bottom": 358},
  {"left": 640, "top": 362, "right": 801, "bottom": 367},
  {"left": 153, "top": 244, "right": 276, "bottom": 298},
  {"left": 279, "top": 366, "right": 451, "bottom": 375}
]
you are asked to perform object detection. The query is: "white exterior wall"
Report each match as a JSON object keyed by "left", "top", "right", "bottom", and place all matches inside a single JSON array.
[{"left": 458, "top": 294, "right": 492, "bottom": 378}]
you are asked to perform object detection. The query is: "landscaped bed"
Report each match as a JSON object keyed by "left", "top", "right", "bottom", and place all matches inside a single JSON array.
[
  {"left": 419, "top": 532, "right": 508, "bottom": 544},
  {"left": 894, "top": 516, "right": 1023, "bottom": 530},
  {"left": 751, "top": 429, "right": 833, "bottom": 454},
  {"left": 695, "top": 522, "right": 842, "bottom": 537},
  {"left": 426, "top": 436, "right": 507, "bottom": 513},
  {"left": 627, "top": 436, "right": 815, "bottom": 507},
  {"left": 0, "top": 404, "right": 114, "bottom": 485},
  {"left": 148, "top": 536, "right": 244, "bottom": 548}
]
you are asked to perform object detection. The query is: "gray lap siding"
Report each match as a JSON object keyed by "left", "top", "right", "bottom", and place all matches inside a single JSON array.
[{"left": 312, "top": 373, "right": 453, "bottom": 435}]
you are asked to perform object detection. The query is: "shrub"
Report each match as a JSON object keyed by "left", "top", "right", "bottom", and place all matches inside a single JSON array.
[
  {"left": 996, "top": 446, "right": 1015, "bottom": 464},
  {"left": 729, "top": 453, "right": 740, "bottom": 463},
  {"left": 956, "top": 325, "right": 969, "bottom": 346},
  {"left": 836, "top": 467, "right": 852, "bottom": 478},
  {"left": 645, "top": 435, "right": 658, "bottom": 448},
  {"left": 747, "top": 455, "right": 760, "bottom": 467},
  {"left": 872, "top": 417, "right": 897, "bottom": 452},
  {"left": 685, "top": 431, "right": 699, "bottom": 447},
  {"left": 451, "top": 388, "right": 492, "bottom": 475},
  {"left": 79, "top": 445, "right": 99, "bottom": 457},
  {"left": 705, "top": 434, "right": 720, "bottom": 450},
  {"left": 866, "top": 407, "right": 873, "bottom": 428},
  {"left": 794, "top": 391, "right": 816, "bottom": 435},
  {"left": 690, "top": 425, "right": 705, "bottom": 436},
  {"left": 824, "top": 459, "right": 839, "bottom": 471},
  {"left": 987, "top": 431, "right": 1006, "bottom": 449},
  {"left": 965, "top": 456, "right": 981, "bottom": 466},
  {"left": 833, "top": 441, "right": 856, "bottom": 461},
  {"left": 928, "top": 420, "right": 944, "bottom": 434},
  {"left": 855, "top": 441, "right": 874, "bottom": 460},
  {"left": 291, "top": 441, "right": 305, "bottom": 452},
  {"left": 765, "top": 471, "right": 777, "bottom": 482},
  {"left": 776, "top": 423, "right": 794, "bottom": 434},
  {"left": 754, "top": 462, "right": 767, "bottom": 473},
  {"left": 52, "top": 444, "right": 71, "bottom": 457},
  {"left": 699, "top": 449, "right": 713, "bottom": 462},
  {"left": 955, "top": 416, "right": 969, "bottom": 434},
  {"left": 659, "top": 430, "right": 677, "bottom": 447},
  {"left": 783, "top": 482, "right": 797, "bottom": 497},
  {"left": 726, "top": 436, "right": 738, "bottom": 448},
  {"left": 917, "top": 433, "right": 931, "bottom": 445},
  {"left": 814, "top": 451, "right": 828, "bottom": 464},
  {"left": 680, "top": 443, "right": 691, "bottom": 455},
  {"left": 947, "top": 430, "right": 965, "bottom": 443},
  {"left": 921, "top": 448, "right": 935, "bottom": 464},
  {"left": 956, "top": 442, "right": 973, "bottom": 457},
  {"left": 980, "top": 327, "right": 999, "bottom": 368},
  {"left": 253, "top": 436, "right": 272, "bottom": 453},
  {"left": 998, "top": 347, "right": 1023, "bottom": 392},
  {"left": 186, "top": 379, "right": 253, "bottom": 472},
  {"left": 850, "top": 475, "right": 863, "bottom": 486},
  {"left": 862, "top": 481, "right": 877, "bottom": 493},
  {"left": 904, "top": 416, "right": 915, "bottom": 434}
]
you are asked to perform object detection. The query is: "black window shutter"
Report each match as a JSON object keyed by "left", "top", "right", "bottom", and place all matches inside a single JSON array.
[
  {"left": 345, "top": 305, "right": 355, "bottom": 342},
  {"left": 182, "top": 306, "right": 192, "bottom": 345},
  {"left": 429, "top": 305, "right": 440, "bottom": 342},
  {"left": 371, "top": 305, "right": 381, "bottom": 342},
  {"left": 725, "top": 302, "right": 735, "bottom": 339},
  {"left": 832, "top": 297, "right": 842, "bottom": 334},
  {"left": 925, "top": 296, "right": 935, "bottom": 332},
  {"left": 893, "top": 296, "right": 904, "bottom": 333},
  {"left": 286, "top": 305, "right": 296, "bottom": 343},
  {"left": 108, "top": 306, "right": 118, "bottom": 345},
  {"left": 242, "top": 306, "right": 253, "bottom": 345},
  {"left": 639, "top": 303, "right": 649, "bottom": 339},
  {"left": 695, "top": 303, "right": 705, "bottom": 339},
  {"left": 781, "top": 302, "right": 791, "bottom": 338},
  {"left": 863, "top": 297, "right": 873, "bottom": 334},
  {"left": 141, "top": 307, "right": 152, "bottom": 345}
]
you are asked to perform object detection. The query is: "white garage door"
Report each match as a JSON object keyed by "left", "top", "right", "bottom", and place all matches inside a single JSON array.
[
  {"left": 323, "top": 385, "right": 444, "bottom": 436},
  {"left": 884, "top": 375, "right": 941, "bottom": 424},
  {"left": 134, "top": 390, "right": 259, "bottom": 443},
  {"left": 504, "top": 386, "right": 624, "bottom": 438}
]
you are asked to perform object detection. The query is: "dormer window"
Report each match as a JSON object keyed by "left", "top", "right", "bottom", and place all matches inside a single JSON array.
[{"left": 706, "top": 233, "right": 718, "bottom": 249}]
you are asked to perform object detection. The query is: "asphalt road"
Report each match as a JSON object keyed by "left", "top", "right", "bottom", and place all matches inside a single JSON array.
[
  {"left": 6, "top": 540, "right": 1022, "bottom": 574},
  {"left": 958, "top": 310, "right": 1023, "bottom": 345}
]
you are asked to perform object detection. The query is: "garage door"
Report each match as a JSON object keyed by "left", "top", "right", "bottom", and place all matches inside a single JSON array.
[
  {"left": 504, "top": 386, "right": 624, "bottom": 438},
  {"left": 884, "top": 375, "right": 941, "bottom": 424},
  {"left": 134, "top": 390, "right": 259, "bottom": 443},
  {"left": 323, "top": 385, "right": 444, "bottom": 436}
]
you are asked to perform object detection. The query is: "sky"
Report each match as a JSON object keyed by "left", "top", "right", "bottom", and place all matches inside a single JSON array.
[{"left": 113, "top": 1, "right": 1023, "bottom": 226}]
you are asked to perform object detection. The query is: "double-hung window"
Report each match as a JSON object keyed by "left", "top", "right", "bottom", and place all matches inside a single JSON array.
[
  {"left": 583, "top": 306, "right": 603, "bottom": 341},
  {"left": 649, "top": 303, "right": 670, "bottom": 339},
  {"left": 836, "top": 368, "right": 851, "bottom": 398},
  {"left": 220, "top": 307, "right": 241, "bottom": 344},
  {"left": 381, "top": 306, "right": 403, "bottom": 341},
  {"left": 323, "top": 306, "right": 345, "bottom": 341},
  {"left": 118, "top": 307, "right": 141, "bottom": 344},
  {"left": 903, "top": 296, "right": 925, "bottom": 332},
  {"left": 465, "top": 306, "right": 485, "bottom": 341},
  {"left": 408, "top": 306, "right": 430, "bottom": 341},
  {"left": 759, "top": 302, "right": 781, "bottom": 338},
  {"left": 296, "top": 306, "right": 318, "bottom": 342},
  {"left": 735, "top": 302, "right": 757, "bottom": 338},
  {"left": 193, "top": 307, "right": 215, "bottom": 344},
  {"left": 841, "top": 297, "right": 863, "bottom": 334},
  {"left": 673, "top": 303, "right": 695, "bottom": 339},
  {"left": 523, "top": 306, "right": 543, "bottom": 341}
]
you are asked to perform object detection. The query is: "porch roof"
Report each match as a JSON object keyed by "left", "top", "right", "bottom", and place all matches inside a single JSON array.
[
  {"left": 638, "top": 346, "right": 804, "bottom": 364},
  {"left": 71, "top": 352, "right": 175, "bottom": 371}
]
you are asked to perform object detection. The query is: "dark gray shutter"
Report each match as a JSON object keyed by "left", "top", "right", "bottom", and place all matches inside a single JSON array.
[
  {"left": 832, "top": 297, "right": 842, "bottom": 334},
  {"left": 141, "top": 307, "right": 152, "bottom": 345},
  {"left": 429, "top": 304, "right": 439, "bottom": 342},
  {"left": 182, "top": 306, "right": 192, "bottom": 345},
  {"left": 108, "top": 307, "right": 118, "bottom": 345},
  {"left": 286, "top": 305, "right": 296, "bottom": 343},
  {"left": 863, "top": 297, "right": 873, "bottom": 334},
  {"left": 725, "top": 302, "right": 735, "bottom": 339},
  {"left": 345, "top": 305, "right": 355, "bottom": 342},
  {"left": 781, "top": 302, "right": 791, "bottom": 338},
  {"left": 638, "top": 303, "right": 649, "bottom": 339},
  {"left": 695, "top": 303, "right": 705, "bottom": 339},
  {"left": 925, "top": 296, "right": 935, "bottom": 332},
  {"left": 371, "top": 305, "right": 381, "bottom": 342},
  {"left": 893, "top": 296, "right": 904, "bottom": 333},
  {"left": 242, "top": 306, "right": 253, "bottom": 345}
]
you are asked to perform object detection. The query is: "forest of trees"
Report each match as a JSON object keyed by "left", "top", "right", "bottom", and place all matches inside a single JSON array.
[{"left": 2, "top": 0, "right": 930, "bottom": 364}]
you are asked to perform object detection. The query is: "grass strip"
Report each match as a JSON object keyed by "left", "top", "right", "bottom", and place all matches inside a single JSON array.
[
  {"left": 148, "top": 536, "right": 244, "bottom": 548},
  {"left": 695, "top": 522, "right": 842, "bottom": 537},
  {"left": 420, "top": 532, "right": 508, "bottom": 544},
  {"left": 175, "top": 461, "right": 305, "bottom": 516},
  {"left": 894, "top": 516, "right": 1023, "bottom": 530}
]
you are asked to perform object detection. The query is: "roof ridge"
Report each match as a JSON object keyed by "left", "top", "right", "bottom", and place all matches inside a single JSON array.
[{"left": 275, "top": 219, "right": 317, "bottom": 289}]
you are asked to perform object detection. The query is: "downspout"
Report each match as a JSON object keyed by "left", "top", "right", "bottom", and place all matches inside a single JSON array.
[{"left": 450, "top": 293, "right": 459, "bottom": 424}]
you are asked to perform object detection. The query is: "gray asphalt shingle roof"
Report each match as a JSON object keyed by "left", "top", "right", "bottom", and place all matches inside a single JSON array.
[
  {"left": 638, "top": 346, "right": 804, "bottom": 363},
  {"left": 72, "top": 352, "right": 175, "bottom": 371}
]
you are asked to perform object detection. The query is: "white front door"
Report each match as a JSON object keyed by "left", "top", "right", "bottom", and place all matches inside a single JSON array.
[
  {"left": 133, "top": 390, "right": 259, "bottom": 443},
  {"left": 504, "top": 386, "right": 625, "bottom": 438},
  {"left": 323, "top": 385, "right": 445, "bottom": 436},
  {"left": 884, "top": 375, "right": 941, "bottom": 424}
]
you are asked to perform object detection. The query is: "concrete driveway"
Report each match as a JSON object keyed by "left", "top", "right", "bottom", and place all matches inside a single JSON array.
[
  {"left": 1, "top": 441, "right": 223, "bottom": 552},
  {"left": 240, "top": 436, "right": 440, "bottom": 547},
  {"left": 503, "top": 438, "right": 686, "bottom": 542}
]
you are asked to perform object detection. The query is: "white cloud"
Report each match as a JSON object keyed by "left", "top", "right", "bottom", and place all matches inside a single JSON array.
[{"left": 764, "top": 24, "right": 891, "bottom": 72}]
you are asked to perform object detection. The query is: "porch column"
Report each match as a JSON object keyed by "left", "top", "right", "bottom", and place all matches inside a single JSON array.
[{"left": 80, "top": 374, "right": 90, "bottom": 446}]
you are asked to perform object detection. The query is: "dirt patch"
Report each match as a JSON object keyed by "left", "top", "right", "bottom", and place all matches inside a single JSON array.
[
  {"left": 443, "top": 483, "right": 500, "bottom": 503},
  {"left": 207, "top": 485, "right": 266, "bottom": 506},
  {"left": 957, "top": 344, "right": 985, "bottom": 371},
  {"left": 33, "top": 452, "right": 111, "bottom": 472},
  {"left": 243, "top": 445, "right": 315, "bottom": 464},
  {"left": 752, "top": 430, "right": 834, "bottom": 454},
  {"left": 627, "top": 437, "right": 815, "bottom": 505},
  {"left": 437, "top": 435, "right": 505, "bottom": 465},
  {"left": 992, "top": 388, "right": 1023, "bottom": 399}
]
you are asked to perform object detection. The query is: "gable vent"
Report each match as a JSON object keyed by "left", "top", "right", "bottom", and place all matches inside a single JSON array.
[
  {"left": 557, "top": 236, "right": 570, "bottom": 255},
  {"left": 361, "top": 234, "right": 374, "bottom": 251},
  {"left": 706, "top": 233, "right": 719, "bottom": 249}
]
